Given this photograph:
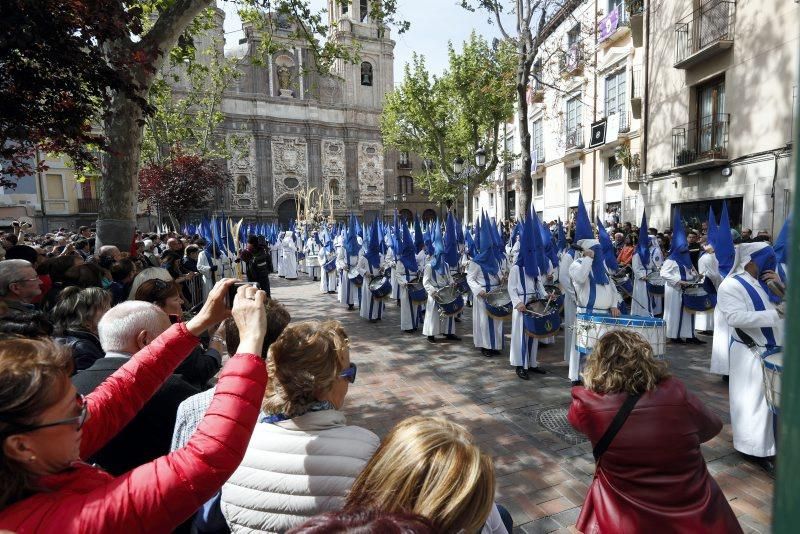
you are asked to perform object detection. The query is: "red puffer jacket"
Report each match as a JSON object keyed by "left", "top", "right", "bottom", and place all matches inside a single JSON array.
[
  {"left": 568, "top": 377, "right": 742, "bottom": 534},
  {"left": 0, "top": 322, "right": 267, "bottom": 534}
]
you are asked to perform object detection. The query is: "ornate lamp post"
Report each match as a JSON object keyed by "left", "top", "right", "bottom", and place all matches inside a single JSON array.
[{"left": 453, "top": 147, "right": 487, "bottom": 227}]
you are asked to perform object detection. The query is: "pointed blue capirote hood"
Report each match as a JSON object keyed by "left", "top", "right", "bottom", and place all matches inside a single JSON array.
[
  {"left": 541, "top": 220, "right": 558, "bottom": 269},
  {"left": 444, "top": 212, "right": 459, "bottom": 267},
  {"left": 456, "top": 220, "right": 465, "bottom": 245},
  {"left": 637, "top": 211, "right": 650, "bottom": 266},
  {"left": 473, "top": 212, "right": 500, "bottom": 275},
  {"left": 597, "top": 217, "right": 620, "bottom": 272},
  {"left": 399, "top": 219, "right": 418, "bottom": 274},
  {"left": 363, "top": 219, "right": 381, "bottom": 269},
  {"left": 430, "top": 219, "right": 448, "bottom": 273},
  {"left": 465, "top": 228, "right": 476, "bottom": 257},
  {"left": 516, "top": 209, "right": 540, "bottom": 279},
  {"left": 668, "top": 209, "right": 693, "bottom": 269},
  {"left": 345, "top": 214, "right": 360, "bottom": 257},
  {"left": 414, "top": 214, "right": 425, "bottom": 252},
  {"left": 774, "top": 217, "right": 790, "bottom": 266},
  {"left": 530, "top": 209, "right": 549, "bottom": 275},
  {"left": 575, "top": 193, "right": 593, "bottom": 242},
  {"left": 707, "top": 206, "right": 718, "bottom": 250}
]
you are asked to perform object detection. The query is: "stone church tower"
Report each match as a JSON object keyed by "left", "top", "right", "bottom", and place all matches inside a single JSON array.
[{"left": 209, "top": 2, "right": 403, "bottom": 225}]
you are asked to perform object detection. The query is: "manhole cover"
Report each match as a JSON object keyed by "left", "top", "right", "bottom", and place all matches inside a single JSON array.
[{"left": 537, "top": 407, "right": 589, "bottom": 445}]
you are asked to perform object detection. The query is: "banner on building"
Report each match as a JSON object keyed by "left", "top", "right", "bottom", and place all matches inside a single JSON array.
[
  {"left": 598, "top": 6, "right": 620, "bottom": 43},
  {"left": 589, "top": 119, "right": 607, "bottom": 148}
]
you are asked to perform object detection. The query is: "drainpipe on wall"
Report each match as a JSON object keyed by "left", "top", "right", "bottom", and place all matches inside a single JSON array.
[
  {"left": 591, "top": 0, "right": 599, "bottom": 221},
  {"left": 35, "top": 149, "right": 47, "bottom": 234},
  {"left": 642, "top": 0, "right": 650, "bottom": 213}
]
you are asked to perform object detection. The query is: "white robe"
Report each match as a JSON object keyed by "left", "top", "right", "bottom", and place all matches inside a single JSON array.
[
  {"left": 630, "top": 253, "right": 664, "bottom": 317},
  {"left": 319, "top": 250, "right": 338, "bottom": 293},
  {"left": 538, "top": 260, "right": 557, "bottom": 345},
  {"left": 357, "top": 256, "right": 384, "bottom": 320},
  {"left": 710, "top": 306, "right": 731, "bottom": 375},
  {"left": 336, "top": 250, "right": 360, "bottom": 306},
  {"left": 395, "top": 261, "right": 421, "bottom": 331},
  {"left": 304, "top": 238, "right": 321, "bottom": 279},
  {"left": 568, "top": 256, "right": 620, "bottom": 381},
  {"left": 467, "top": 261, "right": 505, "bottom": 351},
  {"left": 508, "top": 265, "right": 547, "bottom": 368},
  {"left": 696, "top": 252, "right": 721, "bottom": 331},
  {"left": 384, "top": 247, "right": 400, "bottom": 300},
  {"left": 196, "top": 250, "right": 234, "bottom": 298},
  {"left": 558, "top": 251, "right": 577, "bottom": 363},
  {"left": 718, "top": 272, "right": 782, "bottom": 457},
  {"left": 422, "top": 264, "right": 456, "bottom": 336},
  {"left": 270, "top": 243, "right": 279, "bottom": 273},
  {"left": 660, "top": 259, "right": 697, "bottom": 340},
  {"left": 281, "top": 238, "right": 298, "bottom": 279}
]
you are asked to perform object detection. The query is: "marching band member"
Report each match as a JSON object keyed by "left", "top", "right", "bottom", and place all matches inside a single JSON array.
[
  {"left": 717, "top": 242, "right": 784, "bottom": 472},
  {"left": 337, "top": 222, "right": 361, "bottom": 311},
  {"left": 660, "top": 214, "right": 702, "bottom": 344},
  {"left": 196, "top": 241, "right": 233, "bottom": 299},
  {"left": 319, "top": 233, "right": 338, "bottom": 294},
  {"left": 395, "top": 222, "right": 421, "bottom": 333},
  {"left": 631, "top": 214, "right": 664, "bottom": 317},
  {"left": 423, "top": 222, "right": 460, "bottom": 343},
  {"left": 696, "top": 239, "right": 721, "bottom": 333},
  {"left": 276, "top": 231, "right": 286, "bottom": 278},
  {"left": 281, "top": 230, "right": 298, "bottom": 280},
  {"left": 383, "top": 233, "right": 400, "bottom": 306},
  {"left": 557, "top": 221, "right": 578, "bottom": 363},
  {"left": 508, "top": 211, "right": 548, "bottom": 380},
  {"left": 358, "top": 221, "right": 385, "bottom": 323},
  {"left": 304, "top": 230, "right": 321, "bottom": 281},
  {"left": 467, "top": 215, "right": 506, "bottom": 357}
]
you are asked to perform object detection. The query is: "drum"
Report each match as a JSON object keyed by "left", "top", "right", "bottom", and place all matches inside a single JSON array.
[
  {"left": 433, "top": 286, "right": 465, "bottom": 316},
  {"left": 297, "top": 252, "right": 306, "bottom": 261},
  {"left": 760, "top": 347, "right": 783, "bottom": 415},
  {"left": 575, "top": 313, "right": 666, "bottom": 357},
  {"left": 485, "top": 286, "right": 512, "bottom": 321},
  {"left": 452, "top": 272, "right": 470, "bottom": 294},
  {"left": 613, "top": 273, "right": 634, "bottom": 297},
  {"left": 645, "top": 272, "right": 665, "bottom": 295},
  {"left": 348, "top": 272, "right": 364, "bottom": 287},
  {"left": 407, "top": 281, "right": 428, "bottom": 304},
  {"left": 305, "top": 254, "right": 318, "bottom": 267},
  {"left": 544, "top": 283, "right": 565, "bottom": 312},
  {"left": 369, "top": 276, "right": 392, "bottom": 299},
  {"left": 523, "top": 300, "right": 561, "bottom": 338},
  {"left": 323, "top": 258, "right": 337, "bottom": 272},
  {"left": 683, "top": 286, "right": 716, "bottom": 313}
]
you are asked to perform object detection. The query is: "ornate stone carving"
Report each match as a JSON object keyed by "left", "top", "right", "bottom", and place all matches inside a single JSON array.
[
  {"left": 319, "top": 76, "right": 342, "bottom": 104},
  {"left": 228, "top": 136, "right": 257, "bottom": 209},
  {"left": 358, "top": 141, "right": 384, "bottom": 205},
  {"left": 321, "top": 139, "right": 345, "bottom": 207},
  {"left": 274, "top": 53, "right": 295, "bottom": 97},
  {"left": 272, "top": 136, "right": 308, "bottom": 205}
]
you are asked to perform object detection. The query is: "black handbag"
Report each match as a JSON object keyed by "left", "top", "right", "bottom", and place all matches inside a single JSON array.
[{"left": 593, "top": 393, "right": 642, "bottom": 463}]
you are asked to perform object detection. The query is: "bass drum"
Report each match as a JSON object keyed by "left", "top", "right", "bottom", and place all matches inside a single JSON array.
[
  {"left": 368, "top": 276, "right": 392, "bottom": 299},
  {"left": 433, "top": 286, "right": 465, "bottom": 316},
  {"left": 523, "top": 300, "right": 561, "bottom": 338},
  {"left": 407, "top": 281, "right": 428, "bottom": 304},
  {"left": 485, "top": 286, "right": 512, "bottom": 321}
]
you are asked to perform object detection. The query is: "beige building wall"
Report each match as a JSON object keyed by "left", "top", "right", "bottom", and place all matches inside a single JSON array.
[{"left": 643, "top": 0, "right": 798, "bottom": 234}]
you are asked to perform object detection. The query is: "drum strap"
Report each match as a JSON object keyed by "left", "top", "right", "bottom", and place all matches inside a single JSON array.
[
  {"left": 733, "top": 275, "right": 777, "bottom": 348},
  {"left": 593, "top": 393, "right": 642, "bottom": 463}
]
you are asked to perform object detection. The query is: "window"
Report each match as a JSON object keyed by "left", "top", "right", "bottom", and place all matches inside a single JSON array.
[
  {"left": 567, "top": 24, "right": 581, "bottom": 47},
  {"left": 605, "top": 70, "right": 627, "bottom": 130},
  {"left": 504, "top": 135, "right": 514, "bottom": 153},
  {"left": 532, "top": 59, "right": 543, "bottom": 91},
  {"left": 696, "top": 77, "right": 726, "bottom": 154},
  {"left": 507, "top": 190, "right": 516, "bottom": 219},
  {"left": 342, "top": 0, "right": 348, "bottom": 15},
  {"left": 45, "top": 174, "right": 65, "bottom": 199},
  {"left": 397, "top": 175, "right": 413, "bottom": 195},
  {"left": 329, "top": 179, "right": 340, "bottom": 196},
  {"left": 608, "top": 0, "right": 623, "bottom": 11},
  {"left": 568, "top": 166, "right": 581, "bottom": 190},
  {"left": 399, "top": 151, "right": 409, "bottom": 166},
  {"left": 360, "top": 62, "right": 373, "bottom": 86},
  {"left": 359, "top": 0, "right": 368, "bottom": 22},
  {"left": 532, "top": 119, "right": 544, "bottom": 162},
  {"left": 566, "top": 96, "right": 582, "bottom": 133},
  {"left": 607, "top": 156, "right": 622, "bottom": 182},
  {"left": 535, "top": 177, "right": 544, "bottom": 197}
]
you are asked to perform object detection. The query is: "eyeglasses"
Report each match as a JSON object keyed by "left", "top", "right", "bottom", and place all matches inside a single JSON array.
[
  {"left": 4, "top": 393, "right": 88, "bottom": 434},
  {"left": 339, "top": 362, "right": 357, "bottom": 384},
  {"left": 12, "top": 277, "right": 40, "bottom": 284}
]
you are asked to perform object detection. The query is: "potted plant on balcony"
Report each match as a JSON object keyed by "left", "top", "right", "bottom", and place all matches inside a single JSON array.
[{"left": 676, "top": 148, "right": 695, "bottom": 166}]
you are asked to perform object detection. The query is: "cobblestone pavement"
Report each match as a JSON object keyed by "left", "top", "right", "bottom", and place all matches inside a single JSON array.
[{"left": 270, "top": 275, "right": 773, "bottom": 533}]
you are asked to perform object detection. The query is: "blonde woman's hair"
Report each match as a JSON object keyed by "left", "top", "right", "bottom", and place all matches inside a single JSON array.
[
  {"left": 345, "top": 416, "right": 495, "bottom": 533},
  {"left": 582, "top": 330, "right": 670, "bottom": 395},
  {"left": 262, "top": 320, "right": 349, "bottom": 417}
]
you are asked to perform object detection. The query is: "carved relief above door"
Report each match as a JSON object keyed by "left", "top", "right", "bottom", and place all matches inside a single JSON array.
[
  {"left": 272, "top": 136, "right": 308, "bottom": 206},
  {"left": 358, "top": 141, "right": 384, "bottom": 205}
]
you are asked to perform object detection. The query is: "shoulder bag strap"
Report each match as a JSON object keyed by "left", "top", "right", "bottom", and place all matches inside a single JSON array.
[{"left": 592, "top": 393, "right": 642, "bottom": 463}]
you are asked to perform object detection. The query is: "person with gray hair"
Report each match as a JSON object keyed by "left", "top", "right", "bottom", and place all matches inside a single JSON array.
[
  {"left": 72, "top": 301, "right": 199, "bottom": 476},
  {"left": 52, "top": 286, "right": 111, "bottom": 371},
  {"left": 0, "top": 259, "right": 43, "bottom": 312}
]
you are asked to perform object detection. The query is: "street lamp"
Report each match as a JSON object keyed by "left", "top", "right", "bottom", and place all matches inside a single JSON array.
[
  {"left": 475, "top": 146, "right": 486, "bottom": 168},
  {"left": 452, "top": 148, "right": 487, "bottom": 227},
  {"left": 453, "top": 156, "right": 464, "bottom": 175}
]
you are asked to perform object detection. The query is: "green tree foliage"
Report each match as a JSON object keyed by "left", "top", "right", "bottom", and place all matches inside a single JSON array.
[{"left": 380, "top": 32, "right": 515, "bottom": 211}]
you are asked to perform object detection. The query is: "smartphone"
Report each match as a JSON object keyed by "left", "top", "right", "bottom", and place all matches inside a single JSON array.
[{"left": 227, "top": 281, "right": 260, "bottom": 308}]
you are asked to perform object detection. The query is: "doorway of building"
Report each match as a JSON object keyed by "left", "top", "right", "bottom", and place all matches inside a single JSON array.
[{"left": 277, "top": 199, "right": 303, "bottom": 227}]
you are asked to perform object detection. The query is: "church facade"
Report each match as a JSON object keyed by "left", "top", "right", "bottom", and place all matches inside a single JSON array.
[{"left": 194, "top": 3, "right": 439, "bottom": 226}]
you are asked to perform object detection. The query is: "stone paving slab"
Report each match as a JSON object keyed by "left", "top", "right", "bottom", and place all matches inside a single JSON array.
[{"left": 270, "top": 276, "right": 773, "bottom": 533}]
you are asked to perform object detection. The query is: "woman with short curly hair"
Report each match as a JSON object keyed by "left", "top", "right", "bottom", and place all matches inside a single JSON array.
[{"left": 568, "top": 330, "right": 741, "bottom": 533}]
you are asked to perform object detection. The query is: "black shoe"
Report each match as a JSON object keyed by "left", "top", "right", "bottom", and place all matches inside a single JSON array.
[
  {"left": 404, "top": 328, "right": 417, "bottom": 334},
  {"left": 529, "top": 367, "right": 547, "bottom": 374},
  {"left": 348, "top": 304, "right": 354, "bottom": 310},
  {"left": 454, "top": 317, "right": 462, "bottom": 322},
  {"left": 481, "top": 348, "right": 493, "bottom": 357},
  {"left": 686, "top": 337, "right": 706, "bottom": 345},
  {"left": 669, "top": 338, "right": 685, "bottom": 344},
  {"left": 741, "top": 454, "right": 776, "bottom": 477},
  {"left": 428, "top": 336, "right": 436, "bottom": 343},
  {"left": 516, "top": 366, "right": 530, "bottom": 380},
  {"left": 445, "top": 334, "right": 461, "bottom": 341},
  {"left": 490, "top": 349, "right": 502, "bottom": 355},
  {"left": 571, "top": 380, "right": 583, "bottom": 387},
  {"left": 396, "top": 300, "right": 401, "bottom": 307},
  {"left": 722, "top": 374, "right": 730, "bottom": 383},
  {"left": 369, "top": 319, "right": 378, "bottom": 323},
  {"left": 314, "top": 277, "right": 319, "bottom": 281}
]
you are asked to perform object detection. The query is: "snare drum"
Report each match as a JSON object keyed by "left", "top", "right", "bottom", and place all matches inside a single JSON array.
[
  {"left": 433, "top": 286, "right": 465, "bottom": 316},
  {"left": 645, "top": 272, "right": 665, "bottom": 295},
  {"left": 760, "top": 347, "right": 782, "bottom": 415},
  {"left": 347, "top": 272, "right": 364, "bottom": 287},
  {"left": 613, "top": 274, "right": 634, "bottom": 297},
  {"left": 368, "top": 276, "right": 392, "bottom": 299},
  {"left": 544, "top": 284, "right": 565, "bottom": 312},
  {"left": 452, "top": 272, "right": 470, "bottom": 294},
  {"left": 323, "top": 258, "right": 337, "bottom": 272},
  {"left": 485, "top": 286, "right": 512, "bottom": 321},
  {"left": 407, "top": 281, "right": 428, "bottom": 304},
  {"left": 575, "top": 313, "right": 666, "bottom": 357},
  {"left": 682, "top": 286, "right": 716, "bottom": 313},
  {"left": 523, "top": 300, "right": 561, "bottom": 338}
]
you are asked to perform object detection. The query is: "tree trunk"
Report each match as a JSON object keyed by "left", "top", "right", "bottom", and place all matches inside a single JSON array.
[{"left": 516, "top": 77, "right": 533, "bottom": 218}]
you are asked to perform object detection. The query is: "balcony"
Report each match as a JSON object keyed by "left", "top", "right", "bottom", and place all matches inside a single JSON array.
[
  {"left": 598, "top": 4, "right": 630, "bottom": 47},
  {"left": 559, "top": 45, "right": 584, "bottom": 77},
  {"left": 528, "top": 78, "right": 544, "bottom": 103},
  {"left": 630, "top": 66, "right": 643, "bottom": 118},
  {"left": 674, "top": 0, "right": 735, "bottom": 69},
  {"left": 629, "top": 0, "right": 644, "bottom": 47},
  {"left": 78, "top": 198, "right": 100, "bottom": 213},
  {"left": 566, "top": 127, "right": 585, "bottom": 151},
  {"left": 671, "top": 113, "right": 730, "bottom": 172},
  {"left": 397, "top": 161, "right": 412, "bottom": 170}
]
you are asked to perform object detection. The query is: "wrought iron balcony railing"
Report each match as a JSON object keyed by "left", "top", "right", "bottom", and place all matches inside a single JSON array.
[
  {"left": 672, "top": 113, "right": 730, "bottom": 168},
  {"left": 566, "top": 127, "right": 584, "bottom": 151},
  {"left": 674, "top": 0, "right": 735, "bottom": 68},
  {"left": 78, "top": 198, "right": 100, "bottom": 213}
]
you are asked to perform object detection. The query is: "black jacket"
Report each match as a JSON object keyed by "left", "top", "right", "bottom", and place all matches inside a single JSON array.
[
  {"left": 71, "top": 355, "right": 199, "bottom": 476},
  {"left": 55, "top": 329, "right": 105, "bottom": 373}
]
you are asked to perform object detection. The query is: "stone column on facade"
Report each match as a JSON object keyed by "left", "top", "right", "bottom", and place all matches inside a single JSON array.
[
  {"left": 345, "top": 140, "right": 359, "bottom": 211},
  {"left": 307, "top": 137, "right": 322, "bottom": 190},
  {"left": 256, "top": 133, "right": 272, "bottom": 212}
]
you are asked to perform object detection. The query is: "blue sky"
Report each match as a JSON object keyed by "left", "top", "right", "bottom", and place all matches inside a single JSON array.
[{"left": 219, "top": 0, "right": 510, "bottom": 83}]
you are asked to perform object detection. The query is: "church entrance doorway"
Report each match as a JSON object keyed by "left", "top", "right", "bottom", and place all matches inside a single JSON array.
[{"left": 277, "top": 199, "right": 303, "bottom": 227}]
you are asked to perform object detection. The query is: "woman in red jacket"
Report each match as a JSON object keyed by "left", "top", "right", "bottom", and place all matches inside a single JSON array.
[
  {"left": 568, "top": 330, "right": 741, "bottom": 533},
  {"left": 0, "top": 279, "right": 269, "bottom": 534}
]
